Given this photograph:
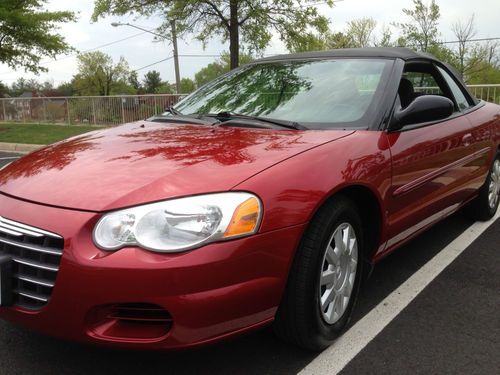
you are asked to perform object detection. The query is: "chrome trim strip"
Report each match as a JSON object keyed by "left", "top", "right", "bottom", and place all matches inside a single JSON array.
[
  {"left": 0, "top": 221, "right": 43, "bottom": 237},
  {"left": 15, "top": 274, "right": 55, "bottom": 288},
  {"left": 13, "top": 289, "right": 49, "bottom": 302},
  {"left": 0, "top": 226, "right": 23, "bottom": 237},
  {"left": 0, "top": 237, "right": 63, "bottom": 256},
  {"left": 0, "top": 216, "right": 63, "bottom": 239},
  {"left": 393, "top": 147, "right": 491, "bottom": 196},
  {"left": 12, "top": 258, "right": 59, "bottom": 272}
]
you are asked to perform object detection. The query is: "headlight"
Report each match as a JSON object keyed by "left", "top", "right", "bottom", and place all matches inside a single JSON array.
[{"left": 93, "top": 192, "right": 262, "bottom": 252}]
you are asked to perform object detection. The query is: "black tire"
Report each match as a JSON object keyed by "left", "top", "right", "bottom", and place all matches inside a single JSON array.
[
  {"left": 273, "top": 196, "right": 364, "bottom": 351},
  {"left": 466, "top": 152, "right": 500, "bottom": 221}
]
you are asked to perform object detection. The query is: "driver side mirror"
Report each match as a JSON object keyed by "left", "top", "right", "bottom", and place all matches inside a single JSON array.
[{"left": 390, "top": 95, "right": 454, "bottom": 131}]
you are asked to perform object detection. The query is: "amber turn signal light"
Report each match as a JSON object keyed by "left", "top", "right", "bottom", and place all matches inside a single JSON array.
[{"left": 224, "top": 197, "right": 261, "bottom": 238}]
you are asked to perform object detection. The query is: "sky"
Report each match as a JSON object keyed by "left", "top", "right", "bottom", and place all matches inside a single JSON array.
[{"left": 0, "top": 0, "right": 498, "bottom": 87}]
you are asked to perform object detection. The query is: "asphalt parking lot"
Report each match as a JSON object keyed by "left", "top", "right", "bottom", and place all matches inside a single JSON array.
[{"left": 0, "top": 151, "right": 499, "bottom": 374}]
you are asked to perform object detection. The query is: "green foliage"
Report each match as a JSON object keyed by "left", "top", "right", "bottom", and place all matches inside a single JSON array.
[
  {"left": 374, "top": 26, "right": 395, "bottom": 47},
  {"left": 56, "top": 82, "right": 76, "bottom": 97},
  {"left": 394, "top": 0, "right": 441, "bottom": 52},
  {"left": 468, "top": 63, "right": 500, "bottom": 85},
  {"left": 72, "top": 51, "right": 132, "bottom": 96},
  {"left": 288, "top": 18, "right": 376, "bottom": 53},
  {"left": 128, "top": 71, "right": 142, "bottom": 93},
  {"left": 194, "top": 52, "right": 253, "bottom": 86},
  {"left": 0, "top": 0, "right": 76, "bottom": 73},
  {"left": 0, "top": 81, "right": 7, "bottom": 97},
  {"left": 287, "top": 33, "right": 330, "bottom": 53},
  {"left": 92, "top": 0, "right": 334, "bottom": 69},
  {"left": 195, "top": 61, "right": 228, "bottom": 87},
  {"left": 326, "top": 32, "right": 355, "bottom": 49},
  {"left": 180, "top": 78, "right": 196, "bottom": 93},
  {"left": 143, "top": 70, "right": 164, "bottom": 93},
  {"left": 157, "top": 83, "right": 175, "bottom": 94},
  {"left": 346, "top": 18, "right": 377, "bottom": 48},
  {"left": 428, "top": 44, "right": 459, "bottom": 66},
  {"left": 9, "top": 78, "right": 42, "bottom": 96}
]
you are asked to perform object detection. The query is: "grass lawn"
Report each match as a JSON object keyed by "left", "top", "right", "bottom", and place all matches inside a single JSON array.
[{"left": 0, "top": 123, "right": 102, "bottom": 145}]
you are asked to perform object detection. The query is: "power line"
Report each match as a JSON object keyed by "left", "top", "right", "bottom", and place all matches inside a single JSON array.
[
  {"left": 439, "top": 37, "right": 500, "bottom": 45},
  {"left": 132, "top": 56, "right": 174, "bottom": 72},
  {"left": 401, "top": 36, "right": 500, "bottom": 49},
  {"left": 0, "top": 30, "right": 152, "bottom": 76}
]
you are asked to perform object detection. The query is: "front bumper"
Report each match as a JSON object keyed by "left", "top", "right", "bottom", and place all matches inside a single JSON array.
[{"left": 0, "top": 193, "right": 305, "bottom": 349}]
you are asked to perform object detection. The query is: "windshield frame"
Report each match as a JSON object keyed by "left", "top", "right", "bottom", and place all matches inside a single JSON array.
[{"left": 173, "top": 57, "right": 396, "bottom": 131}]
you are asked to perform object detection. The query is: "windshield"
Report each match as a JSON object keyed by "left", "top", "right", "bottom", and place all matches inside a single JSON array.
[{"left": 173, "top": 58, "right": 393, "bottom": 129}]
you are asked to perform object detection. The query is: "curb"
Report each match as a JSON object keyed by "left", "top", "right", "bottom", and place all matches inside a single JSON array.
[{"left": 0, "top": 142, "right": 45, "bottom": 154}]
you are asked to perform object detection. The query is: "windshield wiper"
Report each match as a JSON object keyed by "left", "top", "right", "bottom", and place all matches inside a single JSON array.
[
  {"left": 166, "top": 106, "right": 183, "bottom": 116},
  {"left": 203, "top": 112, "right": 306, "bottom": 130}
]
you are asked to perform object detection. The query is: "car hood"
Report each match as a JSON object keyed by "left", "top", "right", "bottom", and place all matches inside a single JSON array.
[{"left": 0, "top": 121, "right": 353, "bottom": 211}]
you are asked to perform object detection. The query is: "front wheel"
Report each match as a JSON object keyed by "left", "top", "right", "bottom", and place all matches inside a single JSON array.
[
  {"left": 273, "top": 196, "right": 363, "bottom": 351},
  {"left": 467, "top": 152, "right": 500, "bottom": 221}
]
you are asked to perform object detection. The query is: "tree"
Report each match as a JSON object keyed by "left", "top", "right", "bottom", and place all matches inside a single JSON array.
[
  {"left": 180, "top": 78, "right": 196, "bottom": 93},
  {"left": 0, "top": 0, "right": 76, "bottom": 73},
  {"left": 452, "top": 14, "right": 476, "bottom": 75},
  {"left": 129, "top": 71, "right": 142, "bottom": 93},
  {"left": 449, "top": 14, "right": 491, "bottom": 81},
  {"left": 57, "top": 82, "right": 76, "bottom": 97},
  {"left": 73, "top": 52, "right": 131, "bottom": 96},
  {"left": 374, "top": 26, "right": 395, "bottom": 47},
  {"left": 394, "top": 0, "right": 440, "bottom": 52},
  {"left": 345, "top": 18, "right": 377, "bottom": 48},
  {"left": 195, "top": 61, "right": 228, "bottom": 87},
  {"left": 195, "top": 52, "right": 253, "bottom": 87},
  {"left": 92, "top": 0, "right": 335, "bottom": 69},
  {"left": 326, "top": 32, "right": 355, "bottom": 49},
  {"left": 0, "top": 81, "right": 8, "bottom": 98},
  {"left": 10, "top": 77, "right": 42, "bottom": 96},
  {"left": 157, "top": 83, "right": 175, "bottom": 94},
  {"left": 143, "top": 70, "right": 164, "bottom": 93}
]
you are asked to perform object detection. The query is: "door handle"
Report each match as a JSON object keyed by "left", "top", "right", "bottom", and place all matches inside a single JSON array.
[{"left": 462, "top": 133, "right": 473, "bottom": 147}]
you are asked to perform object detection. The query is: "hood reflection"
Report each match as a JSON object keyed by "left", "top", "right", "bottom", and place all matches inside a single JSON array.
[
  {"left": 109, "top": 125, "right": 306, "bottom": 166},
  {"left": 0, "top": 134, "right": 100, "bottom": 182}
]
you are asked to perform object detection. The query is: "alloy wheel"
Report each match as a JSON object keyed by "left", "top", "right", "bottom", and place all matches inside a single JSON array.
[
  {"left": 319, "top": 222, "right": 358, "bottom": 325},
  {"left": 488, "top": 159, "right": 500, "bottom": 209}
]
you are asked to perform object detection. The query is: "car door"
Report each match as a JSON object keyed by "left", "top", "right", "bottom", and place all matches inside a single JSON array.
[
  {"left": 436, "top": 65, "right": 494, "bottom": 192},
  {"left": 384, "top": 61, "right": 478, "bottom": 250}
]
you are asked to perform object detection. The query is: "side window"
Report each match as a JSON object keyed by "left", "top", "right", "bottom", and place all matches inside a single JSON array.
[
  {"left": 436, "top": 66, "right": 471, "bottom": 111},
  {"left": 404, "top": 71, "right": 443, "bottom": 95}
]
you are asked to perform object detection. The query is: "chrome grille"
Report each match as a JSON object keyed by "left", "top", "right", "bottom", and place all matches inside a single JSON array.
[{"left": 0, "top": 216, "right": 63, "bottom": 309}]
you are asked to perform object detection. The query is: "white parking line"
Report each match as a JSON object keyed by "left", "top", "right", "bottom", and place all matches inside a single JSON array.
[
  {"left": 0, "top": 157, "right": 19, "bottom": 160},
  {"left": 299, "top": 210, "right": 500, "bottom": 375}
]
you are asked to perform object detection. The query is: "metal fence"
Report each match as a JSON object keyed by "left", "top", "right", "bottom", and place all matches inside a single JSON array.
[
  {"left": 468, "top": 84, "right": 500, "bottom": 104},
  {"left": 0, "top": 94, "right": 186, "bottom": 126},
  {"left": 415, "top": 84, "right": 500, "bottom": 104},
  {"left": 0, "top": 85, "right": 499, "bottom": 127}
]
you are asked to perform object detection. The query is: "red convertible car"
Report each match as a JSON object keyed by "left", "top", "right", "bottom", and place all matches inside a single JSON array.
[{"left": 0, "top": 48, "right": 499, "bottom": 351}]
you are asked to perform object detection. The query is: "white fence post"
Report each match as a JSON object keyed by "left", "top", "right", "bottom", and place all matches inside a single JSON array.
[
  {"left": 66, "top": 98, "right": 71, "bottom": 125},
  {"left": 121, "top": 97, "right": 125, "bottom": 124},
  {"left": 43, "top": 99, "right": 47, "bottom": 123},
  {"left": 2, "top": 100, "right": 6, "bottom": 121},
  {"left": 92, "top": 99, "right": 96, "bottom": 125}
]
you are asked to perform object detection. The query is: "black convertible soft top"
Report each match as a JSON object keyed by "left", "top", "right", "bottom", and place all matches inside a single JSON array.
[{"left": 253, "top": 47, "right": 440, "bottom": 63}]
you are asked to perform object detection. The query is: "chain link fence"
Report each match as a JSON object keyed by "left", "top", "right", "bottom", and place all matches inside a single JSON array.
[
  {"left": 0, "top": 94, "right": 185, "bottom": 126},
  {"left": 0, "top": 85, "right": 499, "bottom": 127}
]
